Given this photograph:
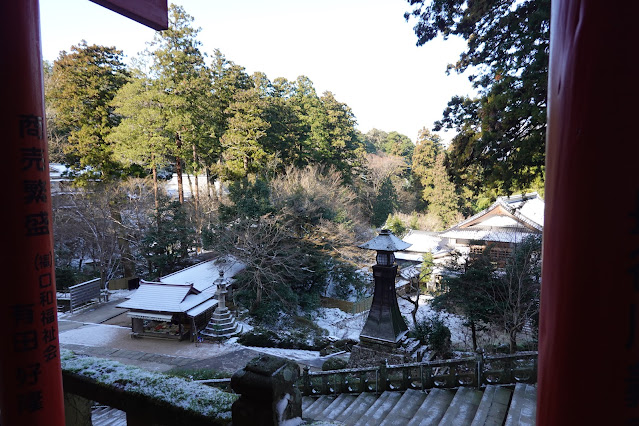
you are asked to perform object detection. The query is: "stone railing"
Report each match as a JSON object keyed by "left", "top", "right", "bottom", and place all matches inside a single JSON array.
[
  {"left": 63, "top": 371, "right": 234, "bottom": 425},
  {"left": 298, "top": 351, "right": 537, "bottom": 396}
]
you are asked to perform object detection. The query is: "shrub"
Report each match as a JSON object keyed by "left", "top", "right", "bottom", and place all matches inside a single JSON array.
[
  {"left": 238, "top": 323, "right": 330, "bottom": 351},
  {"left": 322, "top": 357, "right": 349, "bottom": 371},
  {"left": 411, "top": 315, "right": 452, "bottom": 358}
]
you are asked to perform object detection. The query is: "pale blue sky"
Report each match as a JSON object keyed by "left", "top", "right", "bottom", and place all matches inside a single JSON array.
[{"left": 39, "top": 0, "right": 474, "bottom": 143}]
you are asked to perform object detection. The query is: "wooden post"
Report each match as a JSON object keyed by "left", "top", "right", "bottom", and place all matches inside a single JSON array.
[
  {"left": 539, "top": 1, "right": 639, "bottom": 423},
  {"left": 0, "top": 1, "right": 65, "bottom": 424}
]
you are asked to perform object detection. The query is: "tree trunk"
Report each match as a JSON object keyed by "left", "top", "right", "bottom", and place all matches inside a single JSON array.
[
  {"left": 192, "top": 143, "right": 200, "bottom": 210},
  {"left": 509, "top": 329, "right": 517, "bottom": 354},
  {"left": 152, "top": 163, "right": 159, "bottom": 209},
  {"left": 176, "top": 133, "right": 184, "bottom": 204},
  {"left": 111, "top": 207, "right": 136, "bottom": 279},
  {"left": 471, "top": 320, "right": 478, "bottom": 351}
]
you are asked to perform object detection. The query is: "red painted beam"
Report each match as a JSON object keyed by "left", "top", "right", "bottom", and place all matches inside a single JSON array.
[
  {"left": 90, "top": 0, "right": 168, "bottom": 31},
  {"left": 539, "top": 1, "right": 639, "bottom": 423},
  {"left": 0, "top": 1, "right": 65, "bottom": 424}
]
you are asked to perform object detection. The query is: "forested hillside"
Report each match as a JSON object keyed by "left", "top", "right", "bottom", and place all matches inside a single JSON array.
[{"left": 47, "top": 2, "right": 547, "bottom": 325}]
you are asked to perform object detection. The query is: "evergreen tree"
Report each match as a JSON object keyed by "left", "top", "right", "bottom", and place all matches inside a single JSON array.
[
  {"left": 411, "top": 128, "right": 442, "bottom": 198},
  {"left": 209, "top": 49, "right": 253, "bottom": 179},
  {"left": 411, "top": 128, "right": 460, "bottom": 227},
  {"left": 109, "top": 71, "right": 172, "bottom": 206},
  {"left": 406, "top": 0, "right": 549, "bottom": 193},
  {"left": 48, "top": 41, "right": 130, "bottom": 182},
  {"left": 142, "top": 199, "right": 197, "bottom": 278},
  {"left": 149, "top": 4, "right": 213, "bottom": 203},
  {"left": 384, "top": 131, "right": 414, "bottom": 161},
  {"left": 372, "top": 177, "right": 398, "bottom": 227},
  {"left": 427, "top": 151, "right": 460, "bottom": 227},
  {"left": 433, "top": 252, "right": 495, "bottom": 351},
  {"left": 220, "top": 72, "right": 272, "bottom": 180},
  {"left": 309, "top": 91, "right": 364, "bottom": 181},
  {"left": 287, "top": 76, "right": 323, "bottom": 168}
]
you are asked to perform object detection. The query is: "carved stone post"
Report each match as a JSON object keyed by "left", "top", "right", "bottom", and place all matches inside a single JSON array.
[{"left": 231, "top": 355, "right": 302, "bottom": 426}]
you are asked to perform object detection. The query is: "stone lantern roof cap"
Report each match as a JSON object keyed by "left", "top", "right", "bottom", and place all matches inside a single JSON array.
[{"left": 358, "top": 229, "right": 411, "bottom": 252}]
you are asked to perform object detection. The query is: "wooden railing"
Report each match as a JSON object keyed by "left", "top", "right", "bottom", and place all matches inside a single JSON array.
[{"left": 297, "top": 351, "right": 537, "bottom": 396}]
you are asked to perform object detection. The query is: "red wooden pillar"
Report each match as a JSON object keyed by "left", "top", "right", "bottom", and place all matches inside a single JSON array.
[
  {"left": 0, "top": 1, "right": 65, "bottom": 425},
  {"left": 540, "top": 1, "right": 639, "bottom": 424}
]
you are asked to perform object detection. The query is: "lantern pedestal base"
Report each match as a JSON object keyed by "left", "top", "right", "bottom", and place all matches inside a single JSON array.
[{"left": 347, "top": 335, "right": 421, "bottom": 368}]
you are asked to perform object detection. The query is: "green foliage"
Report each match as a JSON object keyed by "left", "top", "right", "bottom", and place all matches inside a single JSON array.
[
  {"left": 142, "top": 199, "right": 197, "bottom": 277},
  {"left": 435, "top": 235, "right": 542, "bottom": 352},
  {"left": 149, "top": 4, "right": 215, "bottom": 197},
  {"left": 109, "top": 73, "right": 173, "bottom": 178},
  {"left": 329, "top": 261, "right": 370, "bottom": 301},
  {"left": 372, "top": 177, "right": 398, "bottom": 227},
  {"left": 218, "top": 178, "right": 273, "bottom": 221},
  {"left": 220, "top": 73, "right": 272, "bottom": 180},
  {"left": 48, "top": 41, "right": 130, "bottom": 182},
  {"left": 55, "top": 266, "right": 77, "bottom": 291},
  {"left": 384, "top": 131, "right": 414, "bottom": 160},
  {"left": 384, "top": 214, "right": 407, "bottom": 238},
  {"left": 406, "top": 0, "right": 549, "bottom": 193},
  {"left": 419, "top": 252, "right": 435, "bottom": 285},
  {"left": 363, "top": 128, "right": 414, "bottom": 161},
  {"left": 322, "top": 357, "right": 349, "bottom": 371},
  {"left": 426, "top": 152, "right": 462, "bottom": 227},
  {"left": 411, "top": 315, "right": 452, "bottom": 358},
  {"left": 237, "top": 324, "right": 329, "bottom": 351},
  {"left": 411, "top": 129, "right": 461, "bottom": 228}
]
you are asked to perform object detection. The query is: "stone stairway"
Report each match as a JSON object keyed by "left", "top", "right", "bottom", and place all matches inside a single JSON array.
[{"left": 302, "top": 383, "right": 536, "bottom": 425}]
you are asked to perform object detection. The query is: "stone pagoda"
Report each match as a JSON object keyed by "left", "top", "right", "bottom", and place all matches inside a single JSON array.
[
  {"left": 200, "top": 272, "right": 242, "bottom": 339},
  {"left": 349, "top": 229, "right": 419, "bottom": 367}
]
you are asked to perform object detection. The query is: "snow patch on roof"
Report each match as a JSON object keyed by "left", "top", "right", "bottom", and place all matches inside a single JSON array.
[{"left": 160, "top": 256, "right": 245, "bottom": 293}]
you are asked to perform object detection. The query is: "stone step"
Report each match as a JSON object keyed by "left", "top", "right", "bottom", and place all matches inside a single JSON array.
[
  {"left": 203, "top": 323, "right": 238, "bottom": 333},
  {"left": 505, "top": 383, "right": 537, "bottom": 426},
  {"left": 319, "top": 393, "right": 359, "bottom": 421},
  {"left": 304, "top": 395, "right": 337, "bottom": 420},
  {"left": 302, "top": 396, "right": 316, "bottom": 411},
  {"left": 209, "top": 316, "right": 233, "bottom": 322},
  {"left": 210, "top": 312, "right": 233, "bottom": 320},
  {"left": 439, "top": 387, "right": 483, "bottom": 426},
  {"left": 403, "top": 338, "right": 422, "bottom": 355},
  {"left": 91, "top": 405, "right": 126, "bottom": 426},
  {"left": 353, "top": 391, "right": 403, "bottom": 426},
  {"left": 407, "top": 388, "right": 455, "bottom": 426},
  {"left": 471, "top": 385, "right": 513, "bottom": 426},
  {"left": 379, "top": 388, "right": 427, "bottom": 425},
  {"left": 334, "top": 392, "right": 379, "bottom": 425}
]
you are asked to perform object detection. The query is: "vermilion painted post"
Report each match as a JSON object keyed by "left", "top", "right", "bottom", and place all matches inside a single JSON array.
[
  {"left": 540, "top": 1, "right": 639, "bottom": 424},
  {"left": 0, "top": 1, "right": 65, "bottom": 425}
]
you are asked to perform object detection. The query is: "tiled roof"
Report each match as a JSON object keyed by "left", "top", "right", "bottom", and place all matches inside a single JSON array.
[
  {"left": 159, "top": 256, "right": 245, "bottom": 293},
  {"left": 444, "top": 193, "right": 544, "bottom": 238},
  {"left": 440, "top": 229, "right": 539, "bottom": 243},
  {"left": 117, "top": 282, "right": 215, "bottom": 313}
]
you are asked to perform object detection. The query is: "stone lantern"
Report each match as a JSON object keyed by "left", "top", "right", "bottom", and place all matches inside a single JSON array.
[
  {"left": 349, "top": 229, "right": 412, "bottom": 367},
  {"left": 199, "top": 271, "right": 242, "bottom": 339}
]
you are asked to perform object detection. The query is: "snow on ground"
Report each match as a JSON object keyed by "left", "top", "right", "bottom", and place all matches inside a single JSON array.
[
  {"left": 313, "top": 294, "right": 528, "bottom": 351},
  {"left": 242, "top": 346, "right": 320, "bottom": 362},
  {"left": 59, "top": 323, "right": 129, "bottom": 347},
  {"left": 313, "top": 308, "right": 367, "bottom": 341},
  {"left": 107, "top": 289, "right": 135, "bottom": 301}
]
